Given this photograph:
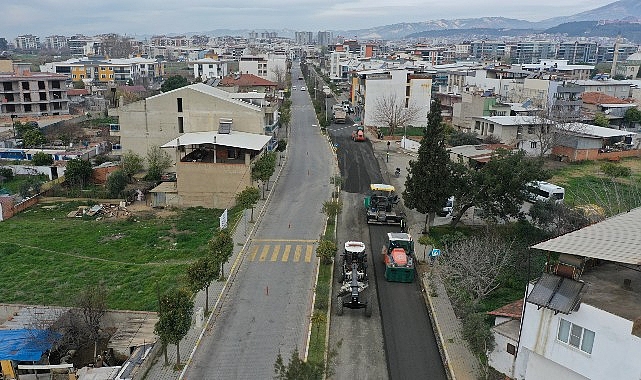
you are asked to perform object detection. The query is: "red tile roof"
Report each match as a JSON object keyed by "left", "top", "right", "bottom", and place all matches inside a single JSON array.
[
  {"left": 219, "top": 73, "right": 277, "bottom": 87},
  {"left": 488, "top": 299, "right": 524, "bottom": 319},
  {"left": 582, "top": 92, "right": 633, "bottom": 105},
  {"left": 67, "top": 89, "right": 89, "bottom": 96}
]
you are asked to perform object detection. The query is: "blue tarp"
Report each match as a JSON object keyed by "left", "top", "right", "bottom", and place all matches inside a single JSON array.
[{"left": 0, "top": 329, "right": 60, "bottom": 361}]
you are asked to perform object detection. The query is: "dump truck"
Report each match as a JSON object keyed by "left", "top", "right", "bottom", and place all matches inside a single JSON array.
[
  {"left": 337, "top": 241, "right": 372, "bottom": 317},
  {"left": 351, "top": 125, "right": 366, "bottom": 142},
  {"left": 332, "top": 104, "right": 346, "bottom": 123},
  {"left": 364, "top": 184, "right": 405, "bottom": 225},
  {"left": 381, "top": 232, "right": 415, "bottom": 283}
]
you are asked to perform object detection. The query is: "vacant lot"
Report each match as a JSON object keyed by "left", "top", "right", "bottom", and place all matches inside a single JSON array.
[
  {"left": 0, "top": 202, "right": 230, "bottom": 311},
  {"left": 548, "top": 157, "right": 641, "bottom": 215}
]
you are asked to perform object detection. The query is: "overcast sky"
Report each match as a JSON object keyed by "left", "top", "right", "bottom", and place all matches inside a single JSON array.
[{"left": 2, "top": 0, "right": 615, "bottom": 39}]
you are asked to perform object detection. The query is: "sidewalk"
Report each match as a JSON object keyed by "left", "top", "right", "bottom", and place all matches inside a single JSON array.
[
  {"left": 141, "top": 153, "right": 287, "bottom": 380},
  {"left": 368, "top": 130, "right": 481, "bottom": 380}
]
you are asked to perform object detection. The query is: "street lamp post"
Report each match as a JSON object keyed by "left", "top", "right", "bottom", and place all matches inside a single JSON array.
[{"left": 10, "top": 114, "right": 17, "bottom": 140}]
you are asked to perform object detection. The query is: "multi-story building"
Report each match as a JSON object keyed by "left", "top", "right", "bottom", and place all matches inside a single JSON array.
[
  {"left": 14, "top": 35, "right": 40, "bottom": 50},
  {"left": 67, "top": 35, "right": 96, "bottom": 56},
  {"left": 191, "top": 59, "right": 230, "bottom": 80},
  {"left": 44, "top": 35, "right": 68, "bottom": 51},
  {"left": 295, "top": 32, "right": 314, "bottom": 45},
  {"left": 150, "top": 35, "right": 191, "bottom": 47},
  {"left": 519, "top": 59, "right": 594, "bottom": 80},
  {"left": 557, "top": 41, "right": 598, "bottom": 64},
  {"left": 40, "top": 57, "right": 165, "bottom": 85},
  {"left": 597, "top": 43, "right": 638, "bottom": 63},
  {"left": 513, "top": 41, "right": 557, "bottom": 64},
  {"left": 317, "top": 31, "right": 332, "bottom": 47},
  {"left": 109, "top": 83, "right": 273, "bottom": 209},
  {"left": 470, "top": 41, "right": 506, "bottom": 60},
  {"left": 238, "top": 54, "right": 287, "bottom": 83},
  {"left": 0, "top": 65, "right": 69, "bottom": 117},
  {"left": 352, "top": 68, "right": 432, "bottom": 129}
]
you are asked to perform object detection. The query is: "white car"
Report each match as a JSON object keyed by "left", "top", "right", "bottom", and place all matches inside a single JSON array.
[
  {"left": 300, "top": 86, "right": 307, "bottom": 91},
  {"left": 292, "top": 85, "right": 297, "bottom": 90}
]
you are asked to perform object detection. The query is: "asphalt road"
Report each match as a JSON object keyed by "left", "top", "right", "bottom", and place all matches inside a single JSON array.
[
  {"left": 327, "top": 120, "right": 447, "bottom": 380},
  {"left": 183, "top": 65, "right": 334, "bottom": 379}
]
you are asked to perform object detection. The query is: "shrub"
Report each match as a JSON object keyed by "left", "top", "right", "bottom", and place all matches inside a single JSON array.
[
  {"left": 601, "top": 162, "right": 631, "bottom": 178},
  {"left": 0, "top": 167, "right": 14, "bottom": 181}
]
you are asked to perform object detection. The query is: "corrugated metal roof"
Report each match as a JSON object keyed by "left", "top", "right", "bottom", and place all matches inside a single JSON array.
[
  {"left": 161, "top": 131, "right": 271, "bottom": 151},
  {"left": 531, "top": 207, "right": 641, "bottom": 265}
]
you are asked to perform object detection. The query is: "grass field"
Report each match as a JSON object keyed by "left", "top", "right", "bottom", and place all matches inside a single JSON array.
[{"left": 0, "top": 201, "right": 233, "bottom": 311}]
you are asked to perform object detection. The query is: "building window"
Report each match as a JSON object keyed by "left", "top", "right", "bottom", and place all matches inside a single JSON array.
[
  {"left": 506, "top": 343, "right": 516, "bottom": 356},
  {"left": 178, "top": 116, "right": 184, "bottom": 133},
  {"left": 531, "top": 141, "right": 537, "bottom": 149},
  {"left": 177, "top": 98, "right": 183, "bottom": 112},
  {"left": 557, "top": 319, "right": 595, "bottom": 354},
  {"left": 101, "top": 74, "right": 106, "bottom": 79},
  {"left": 489, "top": 124, "right": 494, "bottom": 133},
  {"left": 475, "top": 121, "right": 481, "bottom": 130},
  {"left": 528, "top": 125, "right": 535, "bottom": 134}
]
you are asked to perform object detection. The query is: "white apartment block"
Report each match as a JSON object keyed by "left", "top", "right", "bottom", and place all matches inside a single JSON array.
[
  {"left": 191, "top": 59, "right": 229, "bottom": 80},
  {"left": 354, "top": 69, "right": 432, "bottom": 129},
  {"left": 238, "top": 54, "right": 287, "bottom": 83},
  {"left": 15, "top": 35, "right": 40, "bottom": 50}
]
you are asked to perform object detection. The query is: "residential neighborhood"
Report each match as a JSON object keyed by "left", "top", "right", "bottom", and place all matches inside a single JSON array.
[{"left": 1, "top": 1, "right": 641, "bottom": 379}]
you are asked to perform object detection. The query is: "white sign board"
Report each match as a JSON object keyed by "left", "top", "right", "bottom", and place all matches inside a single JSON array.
[{"left": 219, "top": 209, "right": 228, "bottom": 230}]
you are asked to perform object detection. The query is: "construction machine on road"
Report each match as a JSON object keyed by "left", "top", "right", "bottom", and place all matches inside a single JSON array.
[
  {"left": 381, "top": 232, "right": 415, "bottom": 283},
  {"left": 364, "top": 184, "right": 405, "bottom": 225},
  {"left": 337, "top": 241, "right": 372, "bottom": 317}
]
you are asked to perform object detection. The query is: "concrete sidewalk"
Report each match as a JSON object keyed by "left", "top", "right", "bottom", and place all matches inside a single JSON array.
[
  {"left": 369, "top": 132, "right": 481, "bottom": 380},
  {"left": 141, "top": 155, "right": 287, "bottom": 380}
]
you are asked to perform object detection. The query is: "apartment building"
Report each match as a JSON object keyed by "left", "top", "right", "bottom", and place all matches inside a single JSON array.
[
  {"left": 238, "top": 54, "right": 287, "bottom": 83},
  {"left": 0, "top": 66, "right": 69, "bottom": 117},
  {"left": 513, "top": 41, "right": 557, "bottom": 64},
  {"left": 14, "top": 35, "right": 40, "bottom": 50},
  {"left": 557, "top": 41, "right": 598, "bottom": 64},
  {"left": 44, "top": 35, "right": 68, "bottom": 50},
  {"left": 489, "top": 207, "right": 641, "bottom": 380},
  {"left": 470, "top": 41, "right": 506, "bottom": 60},
  {"left": 191, "top": 59, "right": 230, "bottom": 80},
  {"left": 41, "top": 57, "right": 164, "bottom": 85},
  {"left": 353, "top": 69, "right": 432, "bottom": 129}
]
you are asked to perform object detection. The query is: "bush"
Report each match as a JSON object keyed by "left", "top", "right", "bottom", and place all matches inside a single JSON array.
[
  {"left": 32, "top": 152, "right": 54, "bottom": 166},
  {"left": 601, "top": 162, "right": 631, "bottom": 177},
  {"left": 462, "top": 312, "right": 495, "bottom": 355},
  {"left": 0, "top": 167, "right": 14, "bottom": 181}
]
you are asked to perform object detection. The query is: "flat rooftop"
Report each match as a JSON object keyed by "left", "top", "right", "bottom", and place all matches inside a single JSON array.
[{"left": 580, "top": 261, "right": 641, "bottom": 322}]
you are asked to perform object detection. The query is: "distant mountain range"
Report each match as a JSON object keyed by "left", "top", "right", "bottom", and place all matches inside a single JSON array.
[
  {"left": 338, "top": 0, "right": 641, "bottom": 41},
  {"left": 180, "top": 0, "right": 641, "bottom": 43}
]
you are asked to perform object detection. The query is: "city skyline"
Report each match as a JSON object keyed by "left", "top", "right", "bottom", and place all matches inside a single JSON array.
[{"left": 3, "top": 0, "right": 615, "bottom": 39}]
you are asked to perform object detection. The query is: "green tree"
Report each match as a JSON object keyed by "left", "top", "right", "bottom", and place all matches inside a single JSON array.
[
  {"left": 161, "top": 75, "right": 189, "bottom": 92},
  {"left": 593, "top": 112, "right": 610, "bottom": 128},
  {"left": 121, "top": 150, "right": 144, "bottom": 179},
  {"left": 65, "top": 158, "right": 93, "bottom": 189},
  {"left": 316, "top": 239, "right": 336, "bottom": 265},
  {"left": 447, "top": 130, "right": 479, "bottom": 146},
  {"left": 146, "top": 146, "right": 172, "bottom": 181},
  {"left": 280, "top": 101, "right": 291, "bottom": 135},
  {"left": 252, "top": 152, "right": 277, "bottom": 199},
  {"left": 32, "top": 152, "right": 54, "bottom": 166},
  {"left": 106, "top": 170, "right": 128, "bottom": 198},
  {"left": 403, "top": 99, "right": 451, "bottom": 233},
  {"left": 322, "top": 199, "right": 343, "bottom": 221},
  {"left": 22, "top": 129, "right": 47, "bottom": 148},
  {"left": 154, "top": 287, "right": 193, "bottom": 366},
  {"left": 0, "top": 168, "right": 14, "bottom": 181},
  {"left": 529, "top": 201, "right": 594, "bottom": 237},
  {"left": 209, "top": 228, "right": 234, "bottom": 280},
  {"left": 276, "top": 139, "right": 287, "bottom": 152},
  {"left": 449, "top": 149, "right": 548, "bottom": 227},
  {"left": 235, "top": 186, "right": 260, "bottom": 222},
  {"left": 274, "top": 348, "right": 324, "bottom": 380},
  {"left": 186, "top": 257, "right": 219, "bottom": 314},
  {"left": 73, "top": 80, "right": 85, "bottom": 89},
  {"left": 624, "top": 107, "right": 641, "bottom": 127}
]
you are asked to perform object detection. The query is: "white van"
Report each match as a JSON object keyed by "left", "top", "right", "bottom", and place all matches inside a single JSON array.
[
  {"left": 438, "top": 196, "right": 454, "bottom": 216},
  {"left": 526, "top": 181, "right": 565, "bottom": 203}
]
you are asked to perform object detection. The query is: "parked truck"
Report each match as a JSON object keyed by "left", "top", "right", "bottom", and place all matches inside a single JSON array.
[
  {"left": 381, "top": 232, "right": 415, "bottom": 283},
  {"left": 332, "top": 104, "right": 346, "bottom": 123}
]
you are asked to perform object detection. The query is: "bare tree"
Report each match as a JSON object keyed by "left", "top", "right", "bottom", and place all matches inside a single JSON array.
[
  {"left": 77, "top": 283, "right": 108, "bottom": 360},
  {"left": 371, "top": 93, "right": 424, "bottom": 136},
  {"left": 270, "top": 65, "right": 287, "bottom": 90},
  {"left": 441, "top": 234, "right": 513, "bottom": 303}
]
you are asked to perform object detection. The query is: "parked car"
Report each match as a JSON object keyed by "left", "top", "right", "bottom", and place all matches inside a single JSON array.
[
  {"left": 292, "top": 85, "right": 297, "bottom": 90},
  {"left": 437, "top": 196, "right": 454, "bottom": 217},
  {"left": 300, "top": 86, "right": 307, "bottom": 91}
]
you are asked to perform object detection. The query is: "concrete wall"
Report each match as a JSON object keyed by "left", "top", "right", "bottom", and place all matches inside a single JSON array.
[
  {"left": 488, "top": 327, "right": 518, "bottom": 378},
  {"left": 176, "top": 160, "right": 252, "bottom": 208}
]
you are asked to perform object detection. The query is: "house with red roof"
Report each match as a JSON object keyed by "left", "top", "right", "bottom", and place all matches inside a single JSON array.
[
  {"left": 581, "top": 92, "right": 637, "bottom": 127},
  {"left": 219, "top": 73, "right": 277, "bottom": 96}
]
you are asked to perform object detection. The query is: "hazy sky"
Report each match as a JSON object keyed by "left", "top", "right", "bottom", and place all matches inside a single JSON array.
[{"left": 2, "top": 0, "right": 615, "bottom": 38}]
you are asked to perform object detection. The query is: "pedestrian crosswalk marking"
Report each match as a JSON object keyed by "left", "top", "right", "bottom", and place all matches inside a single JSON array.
[
  {"left": 282, "top": 245, "right": 291, "bottom": 262},
  {"left": 259, "top": 246, "right": 270, "bottom": 262},
  {"left": 270, "top": 246, "right": 280, "bottom": 262},
  {"left": 249, "top": 246, "right": 259, "bottom": 261},
  {"left": 294, "top": 246, "right": 302, "bottom": 262},
  {"left": 305, "top": 245, "right": 313, "bottom": 263},
  {"left": 247, "top": 244, "right": 316, "bottom": 264}
]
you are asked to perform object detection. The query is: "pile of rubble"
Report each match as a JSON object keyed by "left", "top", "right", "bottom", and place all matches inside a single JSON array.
[{"left": 67, "top": 203, "right": 131, "bottom": 219}]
